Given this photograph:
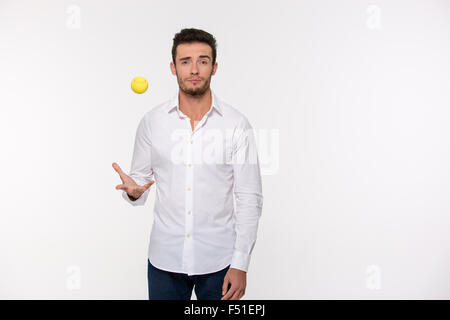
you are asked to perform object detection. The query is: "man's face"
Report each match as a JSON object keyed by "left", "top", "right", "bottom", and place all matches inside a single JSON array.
[{"left": 170, "top": 42, "right": 217, "bottom": 96}]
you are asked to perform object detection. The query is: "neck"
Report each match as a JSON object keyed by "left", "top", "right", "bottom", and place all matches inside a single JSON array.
[{"left": 178, "top": 88, "right": 212, "bottom": 120}]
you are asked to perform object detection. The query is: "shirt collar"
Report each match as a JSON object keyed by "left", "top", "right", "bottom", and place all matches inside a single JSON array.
[{"left": 166, "top": 88, "right": 223, "bottom": 117}]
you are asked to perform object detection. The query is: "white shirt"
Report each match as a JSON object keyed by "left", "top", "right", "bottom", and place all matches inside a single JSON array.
[{"left": 122, "top": 88, "right": 263, "bottom": 275}]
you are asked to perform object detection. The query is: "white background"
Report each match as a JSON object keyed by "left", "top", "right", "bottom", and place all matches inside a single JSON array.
[{"left": 1, "top": 0, "right": 450, "bottom": 299}]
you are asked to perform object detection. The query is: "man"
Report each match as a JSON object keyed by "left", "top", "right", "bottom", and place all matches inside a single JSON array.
[{"left": 112, "top": 28, "right": 263, "bottom": 300}]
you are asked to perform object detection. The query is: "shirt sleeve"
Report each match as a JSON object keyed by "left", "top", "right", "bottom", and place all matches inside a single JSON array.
[
  {"left": 122, "top": 115, "right": 154, "bottom": 207},
  {"left": 230, "top": 116, "right": 264, "bottom": 272}
]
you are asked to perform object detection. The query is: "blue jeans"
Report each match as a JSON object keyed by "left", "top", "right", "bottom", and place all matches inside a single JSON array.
[{"left": 147, "top": 259, "right": 231, "bottom": 300}]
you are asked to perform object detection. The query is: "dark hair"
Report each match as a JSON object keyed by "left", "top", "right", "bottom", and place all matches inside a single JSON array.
[{"left": 172, "top": 28, "right": 217, "bottom": 65}]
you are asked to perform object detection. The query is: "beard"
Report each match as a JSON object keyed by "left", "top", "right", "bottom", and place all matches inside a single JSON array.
[{"left": 176, "top": 70, "right": 212, "bottom": 97}]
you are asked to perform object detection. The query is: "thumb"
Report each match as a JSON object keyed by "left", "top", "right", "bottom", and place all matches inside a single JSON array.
[
  {"left": 143, "top": 180, "right": 155, "bottom": 189},
  {"left": 222, "top": 276, "right": 230, "bottom": 295}
]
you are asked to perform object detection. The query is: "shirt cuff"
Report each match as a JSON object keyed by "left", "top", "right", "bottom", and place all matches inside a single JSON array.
[
  {"left": 121, "top": 189, "right": 149, "bottom": 206},
  {"left": 230, "top": 250, "right": 251, "bottom": 273}
]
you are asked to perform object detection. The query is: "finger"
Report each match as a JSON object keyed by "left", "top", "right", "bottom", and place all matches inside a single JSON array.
[
  {"left": 115, "top": 184, "right": 125, "bottom": 191},
  {"left": 230, "top": 289, "right": 242, "bottom": 300},
  {"left": 222, "top": 277, "right": 230, "bottom": 297},
  {"left": 221, "top": 285, "right": 237, "bottom": 300},
  {"left": 112, "top": 162, "right": 126, "bottom": 180}
]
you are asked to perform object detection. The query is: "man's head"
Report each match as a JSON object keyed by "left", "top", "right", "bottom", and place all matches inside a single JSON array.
[{"left": 170, "top": 28, "right": 218, "bottom": 96}]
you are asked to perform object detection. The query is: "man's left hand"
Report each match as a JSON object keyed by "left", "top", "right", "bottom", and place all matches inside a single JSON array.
[{"left": 221, "top": 268, "right": 247, "bottom": 300}]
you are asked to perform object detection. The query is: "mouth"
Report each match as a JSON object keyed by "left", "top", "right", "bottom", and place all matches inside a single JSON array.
[{"left": 188, "top": 79, "right": 201, "bottom": 84}]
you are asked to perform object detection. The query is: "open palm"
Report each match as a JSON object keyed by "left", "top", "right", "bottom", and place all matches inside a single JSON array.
[{"left": 112, "top": 162, "right": 154, "bottom": 200}]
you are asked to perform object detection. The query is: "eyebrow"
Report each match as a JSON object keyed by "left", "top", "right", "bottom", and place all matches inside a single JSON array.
[{"left": 179, "top": 55, "right": 211, "bottom": 61}]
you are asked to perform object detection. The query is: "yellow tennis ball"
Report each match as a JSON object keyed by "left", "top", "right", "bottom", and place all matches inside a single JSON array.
[{"left": 131, "top": 76, "right": 148, "bottom": 94}]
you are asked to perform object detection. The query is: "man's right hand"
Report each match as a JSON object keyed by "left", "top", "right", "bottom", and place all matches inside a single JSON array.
[{"left": 112, "top": 162, "right": 155, "bottom": 201}]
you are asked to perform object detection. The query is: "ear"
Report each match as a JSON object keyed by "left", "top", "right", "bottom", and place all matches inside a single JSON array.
[
  {"left": 211, "top": 62, "right": 218, "bottom": 76},
  {"left": 170, "top": 61, "right": 176, "bottom": 75}
]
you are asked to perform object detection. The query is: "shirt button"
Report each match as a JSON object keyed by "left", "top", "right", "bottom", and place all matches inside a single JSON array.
[
  {"left": 188, "top": 163, "right": 192, "bottom": 168},
  {"left": 186, "top": 234, "right": 190, "bottom": 238},
  {"left": 187, "top": 187, "right": 191, "bottom": 191},
  {"left": 188, "top": 210, "right": 191, "bottom": 215},
  {"left": 190, "top": 140, "right": 193, "bottom": 144}
]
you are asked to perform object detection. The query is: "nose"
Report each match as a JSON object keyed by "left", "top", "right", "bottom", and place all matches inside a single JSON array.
[{"left": 190, "top": 62, "right": 199, "bottom": 75}]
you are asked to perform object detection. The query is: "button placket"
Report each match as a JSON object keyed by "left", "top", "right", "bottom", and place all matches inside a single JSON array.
[
  {"left": 181, "top": 109, "right": 210, "bottom": 274},
  {"left": 182, "top": 123, "right": 195, "bottom": 273}
]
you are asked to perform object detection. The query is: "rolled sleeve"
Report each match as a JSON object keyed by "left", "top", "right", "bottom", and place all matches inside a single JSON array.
[{"left": 230, "top": 116, "right": 263, "bottom": 272}]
